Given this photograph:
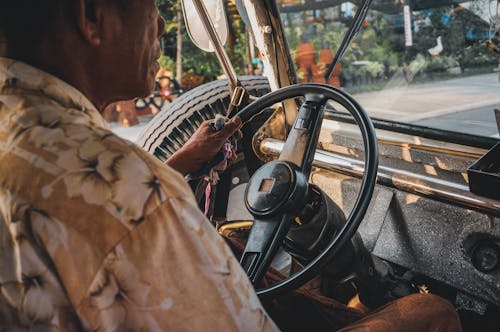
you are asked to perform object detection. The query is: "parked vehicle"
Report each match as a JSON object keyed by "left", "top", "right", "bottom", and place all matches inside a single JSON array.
[{"left": 135, "top": 75, "right": 184, "bottom": 114}]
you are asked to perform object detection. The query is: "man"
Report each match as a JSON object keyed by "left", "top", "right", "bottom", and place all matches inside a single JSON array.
[
  {"left": 0, "top": 1, "right": 277, "bottom": 330},
  {"left": 0, "top": 1, "right": 461, "bottom": 331}
]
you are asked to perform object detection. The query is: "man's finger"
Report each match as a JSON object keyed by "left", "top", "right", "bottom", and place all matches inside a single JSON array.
[
  {"left": 233, "top": 130, "right": 243, "bottom": 141},
  {"left": 198, "top": 119, "right": 212, "bottom": 131},
  {"left": 219, "top": 116, "right": 242, "bottom": 137}
]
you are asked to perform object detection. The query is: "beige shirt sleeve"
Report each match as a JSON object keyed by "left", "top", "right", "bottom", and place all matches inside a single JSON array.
[{"left": 77, "top": 195, "right": 279, "bottom": 332}]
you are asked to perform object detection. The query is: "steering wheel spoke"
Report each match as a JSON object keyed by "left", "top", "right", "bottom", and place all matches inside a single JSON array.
[
  {"left": 279, "top": 93, "right": 326, "bottom": 177},
  {"left": 240, "top": 215, "right": 293, "bottom": 283}
]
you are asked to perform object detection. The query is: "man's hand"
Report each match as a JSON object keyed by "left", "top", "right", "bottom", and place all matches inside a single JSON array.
[{"left": 165, "top": 116, "right": 243, "bottom": 176}]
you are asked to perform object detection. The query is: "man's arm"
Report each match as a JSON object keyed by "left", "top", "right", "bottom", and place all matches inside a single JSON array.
[{"left": 165, "top": 116, "right": 242, "bottom": 176}]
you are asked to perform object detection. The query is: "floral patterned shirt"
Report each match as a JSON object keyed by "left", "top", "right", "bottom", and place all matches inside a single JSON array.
[{"left": 0, "top": 58, "right": 278, "bottom": 331}]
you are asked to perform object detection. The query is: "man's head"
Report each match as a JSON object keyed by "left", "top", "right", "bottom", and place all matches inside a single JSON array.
[{"left": 0, "top": 0, "right": 165, "bottom": 110}]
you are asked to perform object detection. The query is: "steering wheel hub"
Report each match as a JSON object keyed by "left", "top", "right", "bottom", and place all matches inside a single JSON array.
[{"left": 245, "top": 161, "right": 308, "bottom": 217}]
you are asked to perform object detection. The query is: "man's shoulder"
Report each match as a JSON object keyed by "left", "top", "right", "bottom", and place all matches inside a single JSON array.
[
  {"left": 91, "top": 123, "right": 194, "bottom": 204},
  {"left": 0, "top": 95, "right": 194, "bottom": 225}
]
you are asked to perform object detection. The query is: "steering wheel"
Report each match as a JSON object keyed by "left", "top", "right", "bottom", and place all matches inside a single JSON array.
[{"left": 233, "top": 83, "right": 378, "bottom": 298}]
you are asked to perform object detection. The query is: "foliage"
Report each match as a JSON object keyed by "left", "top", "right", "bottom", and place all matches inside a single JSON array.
[
  {"left": 157, "top": 0, "right": 178, "bottom": 58},
  {"left": 365, "top": 61, "right": 385, "bottom": 78},
  {"left": 461, "top": 41, "right": 499, "bottom": 68},
  {"left": 422, "top": 55, "right": 460, "bottom": 72},
  {"left": 282, "top": 2, "right": 498, "bottom": 91},
  {"left": 407, "top": 53, "right": 427, "bottom": 74},
  {"left": 155, "top": 0, "right": 498, "bottom": 90},
  {"left": 158, "top": 54, "right": 175, "bottom": 70},
  {"left": 156, "top": 0, "right": 249, "bottom": 87}
]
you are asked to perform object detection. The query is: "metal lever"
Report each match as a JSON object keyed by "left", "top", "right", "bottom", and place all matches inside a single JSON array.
[
  {"left": 226, "top": 86, "right": 248, "bottom": 117},
  {"left": 209, "top": 85, "right": 247, "bottom": 130}
]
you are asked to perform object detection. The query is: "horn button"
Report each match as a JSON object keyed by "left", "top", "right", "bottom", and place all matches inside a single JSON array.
[{"left": 245, "top": 161, "right": 308, "bottom": 217}]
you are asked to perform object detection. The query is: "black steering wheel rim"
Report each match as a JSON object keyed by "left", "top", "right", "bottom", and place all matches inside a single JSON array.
[{"left": 235, "top": 83, "right": 378, "bottom": 298}]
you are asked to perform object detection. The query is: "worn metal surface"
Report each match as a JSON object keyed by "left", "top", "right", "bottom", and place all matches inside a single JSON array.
[
  {"left": 371, "top": 191, "right": 500, "bottom": 306},
  {"left": 253, "top": 108, "right": 287, "bottom": 163},
  {"left": 241, "top": 0, "right": 298, "bottom": 129},
  {"left": 240, "top": 0, "right": 296, "bottom": 91},
  {"left": 309, "top": 170, "right": 500, "bottom": 307},
  {"left": 319, "top": 119, "right": 487, "bottom": 163},
  {"left": 257, "top": 127, "right": 500, "bottom": 305}
]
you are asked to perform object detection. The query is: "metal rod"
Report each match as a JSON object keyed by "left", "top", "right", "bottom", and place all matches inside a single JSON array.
[
  {"left": 260, "top": 139, "right": 500, "bottom": 217},
  {"left": 191, "top": 0, "right": 239, "bottom": 91},
  {"left": 325, "top": 110, "right": 498, "bottom": 150},
  {"left": 325, "top": 0, "right": 373, "bottom": 81}
]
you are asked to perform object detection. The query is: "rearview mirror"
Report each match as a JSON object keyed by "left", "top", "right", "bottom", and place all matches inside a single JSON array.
[{"left": 181, "top": 0, "right": 229, "bottom": 52}]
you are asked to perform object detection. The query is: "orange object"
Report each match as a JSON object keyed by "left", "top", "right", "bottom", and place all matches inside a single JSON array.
[
  {"left": 318, "top": 48, "right": 334, "bottom": 66},
  {"left": 295, "top": 42, "right": 316, "bottom": 67},
  {"left": 116, "top": 101, "right": 139, "bottom": 127},
  {"left": 103, "top": 100, "right": 139, "bottom": 127},
  {"left": 295, "top": 42, "right": 323, "bottom": 83},
  {"left": 327, "top": 62, "right": 342, "bottom": 88},
  {"left": 318, "top": 48, "right": 342, "bottom": 87}
]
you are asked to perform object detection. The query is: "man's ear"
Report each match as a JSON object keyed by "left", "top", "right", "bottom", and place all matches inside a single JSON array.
[{"left": 74, "top": 0, "right": 105, "bottom": 46}]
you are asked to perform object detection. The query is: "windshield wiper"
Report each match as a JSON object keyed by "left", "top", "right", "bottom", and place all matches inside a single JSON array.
[{"left": 325, "top": 0, "right": 373, "bottom": 81}]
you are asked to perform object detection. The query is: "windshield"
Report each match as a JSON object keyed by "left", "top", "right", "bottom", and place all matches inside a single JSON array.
[{"left": 279, "top": 0, "right": 500, "bottom": 138}]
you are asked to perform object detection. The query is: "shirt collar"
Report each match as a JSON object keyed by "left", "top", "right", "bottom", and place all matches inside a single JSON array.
[{"left": 0, "top": 57, "right": 108, "bottom": 128}]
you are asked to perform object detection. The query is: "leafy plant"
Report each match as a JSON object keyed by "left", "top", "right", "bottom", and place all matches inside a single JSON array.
[
  {"left": 157, "top": 0, "right": 250, "bottom": 87},
  {"left": 423, "top": 56, "right": 460, "bottom": 72},
  {"left": 365, "top": 61, "right": 385, "bottom": 78}
]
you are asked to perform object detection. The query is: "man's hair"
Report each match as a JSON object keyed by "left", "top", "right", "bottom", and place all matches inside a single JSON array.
[
  {"left": 0, "top": 1, "right": 62, "bottom": 43},
  {"left": 0, "top": 0, "right": 131, "bottom": 43}
]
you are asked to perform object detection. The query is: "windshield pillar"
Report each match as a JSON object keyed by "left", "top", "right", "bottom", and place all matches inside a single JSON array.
[{"left": 242, "top": 0, "right": 298, "bottom": 128}]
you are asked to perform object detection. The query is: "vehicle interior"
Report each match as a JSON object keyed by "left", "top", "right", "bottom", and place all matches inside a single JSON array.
[{"left": 132, "top": 0, "right": 499, "bottom": 330}]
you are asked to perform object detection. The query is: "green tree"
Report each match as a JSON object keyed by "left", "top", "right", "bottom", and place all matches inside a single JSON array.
[{"left": 157, "top": 0, "right": 249, "bottom": 89}]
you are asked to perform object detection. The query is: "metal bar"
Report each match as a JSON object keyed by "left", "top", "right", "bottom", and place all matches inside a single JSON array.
[
  {"left": 279, "top": 0, "right": 402, "bottom": 15},
  {"left": 191, "top": 0, "right": 239, "bottom": 91},
  {"left": 325, "top": 110, "right": 499, "bottom": 150},
  {"left": 325, "top": 0, "right": 373, "bottom": 81},
  {"left": 260, "top": 139, "right": 500, "bottom": 217}
]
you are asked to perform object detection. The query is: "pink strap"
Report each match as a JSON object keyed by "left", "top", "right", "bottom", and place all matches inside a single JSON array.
[
  {"left": 204, "top": 182, "right": 211, "bottom": 215},
  {"left": 186, "top": 139, "right": 238, "bottom": 216}
]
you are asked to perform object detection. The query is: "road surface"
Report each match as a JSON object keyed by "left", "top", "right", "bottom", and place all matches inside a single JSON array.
[{"left": 354, "top": 72, "right": 500, "bottom": 138}]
